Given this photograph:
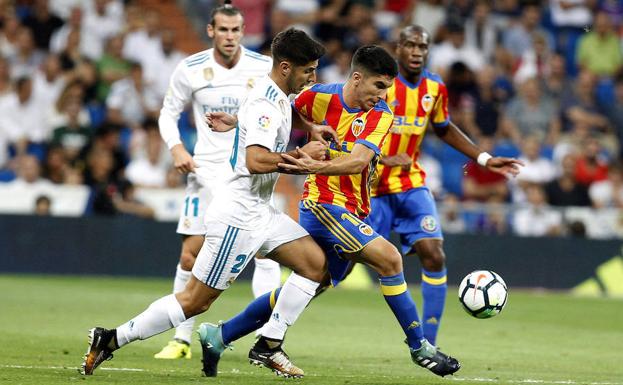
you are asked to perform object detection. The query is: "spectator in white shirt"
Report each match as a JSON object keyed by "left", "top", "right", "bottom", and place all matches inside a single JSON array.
[
  {"left": 0, "top": 77, "right": 49, "bottom": 153},
  {"left": 81, "top": 0, "right": 124, "bottom": 60},
  {"left": 589, "top": 163, "right": 623, "bottom": 208},
  {"left": 7, "top": 154, "right": 53, "bottom": 190},
  {"left": 429, "top": 21, "right": 485, "bottom": 77},
  {"left": 513, "top": 183, "right": 563, "bottom": 237},
  {"left": 106, "top": 62, "right": 160, "bottom": 128},
  {"left": 122, "top": 8, "right": 162, "bottom": 68},
  {"left": 7, "top": 27, "right": 45, "bottom": 80},
  {"left": 511, "top": 135, "right": 557, "bottom": 203},
  {"left": 143, "top": 29, "right": 185, "bottom": 101},
  {"left": 125, "top": 124, "right": 167, "bottom": 188}
]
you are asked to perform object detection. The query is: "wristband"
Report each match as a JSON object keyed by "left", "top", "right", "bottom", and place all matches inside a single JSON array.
[{"left": 477, "top": 152, "right": 492, "bottom": 167}]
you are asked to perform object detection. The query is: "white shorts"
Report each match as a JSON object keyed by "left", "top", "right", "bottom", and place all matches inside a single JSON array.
[
  {"left": 176, "top": 173, "right": 214, "bottom": 236},
  {"left": 193, "top": 208, "right": 308, "bottom": 290}
]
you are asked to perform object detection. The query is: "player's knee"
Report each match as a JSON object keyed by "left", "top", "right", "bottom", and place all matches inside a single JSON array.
[
  {"left": 417, "top": 242, "right": 446, "bottom": 272},
  {"left": 179, "top": 250, "right": 196, "bottom": 271},
  {"left": 379, "top": 245, "right": 403, "bottom": 276},
  {"left": 177, "top": 289, "right": 217, "bottom": 318}
]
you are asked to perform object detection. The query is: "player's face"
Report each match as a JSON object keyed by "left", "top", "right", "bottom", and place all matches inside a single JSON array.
[
  {"left": 207, "top": 13, "right": 244, "bottom": 60},
  {"left": 396, "top": 31, "right": 430, "bottom": 77},
  {"left": 287, "top": 60, "right": 319, "bottom": 94},
  {"left": 353, "top": 72, "right": 393, "bottom": 111}
]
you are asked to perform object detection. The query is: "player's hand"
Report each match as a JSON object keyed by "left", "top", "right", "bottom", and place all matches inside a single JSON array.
[
  {"left": 171, "top": 144, "right": 197, "bottom": 174},
  {"left": 485, "top": 157, "right": 524, "bottom": 178},
  {"left": 205, "top": 111, "right": 237, "bottom": 132},
  {"left": 278, "top": 147, "right": 325, "bottom": 174},
  {"left": 299, "top": 141, "right": 327, "bottom": 161},
  {"left": 309, "top": 123, "right": 339, "bottom": 146},
  {"left": 381, "top": 153, "right": 412, "bottom": 170}
]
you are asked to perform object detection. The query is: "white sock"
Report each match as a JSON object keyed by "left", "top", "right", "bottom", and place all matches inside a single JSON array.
[
  {"left": 116, "top": 294, "right": 186, "bottom": 348},
  {"left": 261, "top": 272, "right": 319, "bottom": 341},
  {"left": 172, "top": 264, "right": 195, "bottom": 344},
  {"left": 252, "top": 257, "right": 281, "bottom": 298}
]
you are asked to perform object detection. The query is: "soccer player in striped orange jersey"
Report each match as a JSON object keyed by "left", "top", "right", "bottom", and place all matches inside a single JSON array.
[
  {"left": 366, "top": 25, "right": 524, "bottom": 347},
  {"left": 277, "top": 45, "right": 461, "bottom": 376}
]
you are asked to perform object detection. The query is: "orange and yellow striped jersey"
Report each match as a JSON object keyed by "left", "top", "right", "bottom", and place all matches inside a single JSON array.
[
  {"left": 371, "top": 70, "right": 449, "bottom": 196},
  {"left": 293, "top": 83, "right": 394, "bottom": 218}
]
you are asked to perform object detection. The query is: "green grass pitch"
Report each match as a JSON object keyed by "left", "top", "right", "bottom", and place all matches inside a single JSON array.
[{"left": 0, "top": 274, "right": 621, "bottom": 385}]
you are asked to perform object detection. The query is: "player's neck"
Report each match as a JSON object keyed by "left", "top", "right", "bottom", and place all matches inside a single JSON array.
[
  {"left": 400, "top": 69, "right": 421, "bottom": 86},
  {"left": 269, "top": 70, "right": 289, "bottom": 95},
  {"left": 213, "top": 48, "right": 241, "bottom": 69},
  {"left": 341, "top": 82, "right": 360, "bottom": 110}
]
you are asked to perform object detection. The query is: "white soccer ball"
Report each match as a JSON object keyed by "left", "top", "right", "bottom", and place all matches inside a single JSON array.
[{"left": 458, "top": 270, "right": 508, "bottom": 319}]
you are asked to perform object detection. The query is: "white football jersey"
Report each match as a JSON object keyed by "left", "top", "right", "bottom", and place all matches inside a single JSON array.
[
  {"left": 159, "top": 46, "right": 272, "bottom": 179},
  {"left": 207, "top": 75, "right": 292, "bottom": 230}
]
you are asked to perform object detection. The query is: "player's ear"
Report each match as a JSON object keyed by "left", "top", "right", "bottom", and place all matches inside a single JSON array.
[
  {"left": 206, "top": 23, "right": 214, "bottom": 39},
  {"left": 279, "top": 61, "right": 291, "bottom": 77},
  {"left": 352, "top": 71, "right": 362, "bottom": 85}
]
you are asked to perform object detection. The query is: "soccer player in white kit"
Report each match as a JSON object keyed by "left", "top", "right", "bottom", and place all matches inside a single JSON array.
[
  {"left": 81, "top": 28, "right": 328, "bottom": 378},
  {"left": 155, "top": 2, "right": 281, "bottom": 359}
]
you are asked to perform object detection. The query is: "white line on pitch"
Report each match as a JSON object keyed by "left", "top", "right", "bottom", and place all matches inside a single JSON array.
[
  {"left": 0, "top": 364, "right": 145, "bottom": 372},
  {"left": 450, "top": 377, "right": 622, "bottom": 385}
]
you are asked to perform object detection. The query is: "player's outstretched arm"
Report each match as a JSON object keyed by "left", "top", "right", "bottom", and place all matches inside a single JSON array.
[
  {"left": 205, "top": 111, "right": 237, "bottom": 132},
  {"left": 434, "top": 121, "right": 524, "bottom": 178},
  {"left": 278, "top": 143, "right": 374, "bottom": 175},
  {"left": 247, "top": 141, "right": 327, "bottom": 174}
]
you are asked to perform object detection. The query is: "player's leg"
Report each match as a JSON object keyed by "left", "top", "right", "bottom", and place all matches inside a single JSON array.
[
  {"left": 251, "top": 254, "right": 281, "bottom": 298},
  {"left": 396, "top": 187, "right": 447, "bottom": 346},
  {"left": 82, "top": 275, "right": 223, "bottom": 375},
  {"left": 82, "top": 220, "right": 253, "bottom": 376},
  {"left": 246, "top": 212, "right": 326, "bottom": 378},
  {"left": 412, "top": 239, "right": 446, "bottom": 346},
  {"left": 154, "top": 235, "right": 203, "bottom": 359},
  {"left": 352, "top": 235, "right": 459, "bottom": 376}
]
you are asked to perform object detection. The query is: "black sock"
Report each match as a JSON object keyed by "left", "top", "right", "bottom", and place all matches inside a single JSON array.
[{"left": 256, "top": 336, "right": 282, "bottom": 351}]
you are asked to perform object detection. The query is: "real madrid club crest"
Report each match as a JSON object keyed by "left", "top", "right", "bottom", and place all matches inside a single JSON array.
[
  {"left": 246, "top": 77, "right": 255, "bottom": 89},
  {"left": 203, "top": 67, "right": 214, "bottom": 81},
  {"left": 351, "top": 117, "right": 365, "bottom": 137},
  {"left": 421, "top": 94, "right": 433, "bottom": 113}
]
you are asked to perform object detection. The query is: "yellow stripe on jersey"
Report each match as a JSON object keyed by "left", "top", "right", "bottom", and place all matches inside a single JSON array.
[
  {"left": 380, "top": 282, "right": 408, "bottom": 296},
  {"left": 310, "top": 92, "right": 332, "bottom": 124}
]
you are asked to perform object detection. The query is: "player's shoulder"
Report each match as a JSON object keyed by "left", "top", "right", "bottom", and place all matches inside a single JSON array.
[
  {"left": 241, "top": 46, "right": 271, "bottom": 64},
  {"left": 246, "top": 77, "right": 284, "bottom": 108},
  {"left": 307, "top": 83, "right": 342, "bottom": 95},
  {"left": 421, "top": 69, "right": 445, "bottom": 85},
  {"left": 182, "top": 49, "right": 213, "bottom": 68},
  {"left": 372, "top": 99, "right": 392, "bottom": 115}
]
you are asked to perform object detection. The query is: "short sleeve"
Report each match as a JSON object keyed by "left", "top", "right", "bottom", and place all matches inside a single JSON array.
[
  {"left": 432, "top": 82, "right": 450, "bottom": 128},
  {"left": 292, "top": 86, "right": 315, "bottom": 120},
  {"left": 356, "top": 111, "right": 393, "bottom": 155},
  {"left": 241, "top": 99, "right": 283, "bottom": 151}
]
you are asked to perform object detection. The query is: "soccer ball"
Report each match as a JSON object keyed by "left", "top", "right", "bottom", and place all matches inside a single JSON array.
[{"left": 458, "top": 270, "right": 508, "bottom": 319}]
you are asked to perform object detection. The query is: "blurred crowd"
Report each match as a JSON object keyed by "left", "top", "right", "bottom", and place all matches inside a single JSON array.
[{"left": 1, "top": 0, "right": 623, "bottom": 238}]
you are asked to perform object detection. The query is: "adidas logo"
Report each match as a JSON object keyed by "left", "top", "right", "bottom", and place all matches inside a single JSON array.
[
  {"left": 407, "top": 321, "right": 420, "bottom": 330},
  {"left": 573, "top": 255, "right": 623, "bottom": 297},
  {"left": 425, "top": 317, "right": 438, "bottom": 325}
]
